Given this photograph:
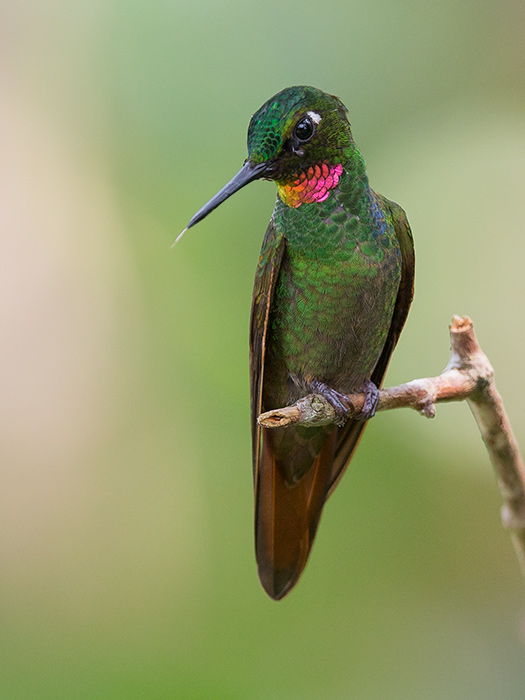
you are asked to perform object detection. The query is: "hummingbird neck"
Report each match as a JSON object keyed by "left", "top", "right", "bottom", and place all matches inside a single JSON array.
[
  {"left": 276, "top": 161, "right": 344, "bottom": 208},
  {"left": 336, "top": 147, "right": 373, "bottom": 213},
  {"left": 275, "top": 146, "right": 370, "bottom": 212}
]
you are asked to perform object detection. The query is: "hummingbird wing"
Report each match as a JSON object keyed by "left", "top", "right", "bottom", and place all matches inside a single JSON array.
[
  {"left": 250, "top": 221, "right": 338, "bottom": 600},
  {"left": 249, "top": 220, "right": 286, "bottom": 476},
  {"left": 327, "top": 198, "right": 415, "bottom": 494}
]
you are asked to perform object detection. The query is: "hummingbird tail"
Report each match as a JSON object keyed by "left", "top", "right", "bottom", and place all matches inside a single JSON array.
[{"left": 254, "top": 427, "right": 338, "bottom": 600}]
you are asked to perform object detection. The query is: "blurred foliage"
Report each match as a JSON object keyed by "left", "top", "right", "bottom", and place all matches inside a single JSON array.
[{"left": 1, "top": 0, "right": 524, "bottom": 698}]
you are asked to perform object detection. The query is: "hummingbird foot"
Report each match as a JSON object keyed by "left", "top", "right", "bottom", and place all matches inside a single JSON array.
[
  {"left": 356, "top": 379, "right": 379, "bottom": 421},
  {"left": 310, "top": 380, "right": 350, "bottom": 426}
]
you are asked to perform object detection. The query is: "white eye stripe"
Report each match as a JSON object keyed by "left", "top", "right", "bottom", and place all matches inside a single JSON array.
[{"left": 307, "top": 111, "right": 322, "bottom": 124}]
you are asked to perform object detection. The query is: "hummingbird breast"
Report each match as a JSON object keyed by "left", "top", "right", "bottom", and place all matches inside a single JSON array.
[{"left": 263, "top": 188, "right": 402, "bottom": 410}]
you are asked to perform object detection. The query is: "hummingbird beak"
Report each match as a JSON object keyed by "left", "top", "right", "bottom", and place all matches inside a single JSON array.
[{"left": 174, "top": 160, "right": 270, "bottom": 246}]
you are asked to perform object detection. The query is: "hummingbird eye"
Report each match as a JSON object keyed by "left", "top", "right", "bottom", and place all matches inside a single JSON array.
[{"left": 294, "top": 117, "right": 314, "bottom": 142}]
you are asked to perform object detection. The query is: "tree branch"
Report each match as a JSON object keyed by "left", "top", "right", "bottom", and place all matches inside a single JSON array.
[{"left": 258, "top": 316, "right": 525, "bottom": 577}]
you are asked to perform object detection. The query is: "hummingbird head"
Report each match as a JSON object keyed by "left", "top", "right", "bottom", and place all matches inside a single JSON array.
[
  {"left": 247, "top": 86, "right": 352, "bottom": 172},
  {"left": 247, "top": 86, "right": 353, "bottom": 208},
  {"left": 177, "top": 86, "right": 353, "bottom": 243}
]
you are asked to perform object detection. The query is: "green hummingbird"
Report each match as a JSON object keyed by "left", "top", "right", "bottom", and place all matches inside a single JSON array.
[{"left": 180, "top": 86, "right": 415, "bottom": 600}]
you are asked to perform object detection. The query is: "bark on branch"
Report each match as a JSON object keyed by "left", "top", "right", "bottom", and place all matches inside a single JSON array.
[{"left": 258, "top": 316, "right": 525, "bottom": 578}]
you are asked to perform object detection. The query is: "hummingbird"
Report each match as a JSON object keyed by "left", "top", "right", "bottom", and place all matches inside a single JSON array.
[{"left": 180, "top": 86, "right": 415, "bottom": 600}]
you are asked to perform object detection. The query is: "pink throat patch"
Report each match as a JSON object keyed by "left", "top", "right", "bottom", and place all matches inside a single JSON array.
[{"left": 278, "top": 161, "right": 344, "bottom": 208}]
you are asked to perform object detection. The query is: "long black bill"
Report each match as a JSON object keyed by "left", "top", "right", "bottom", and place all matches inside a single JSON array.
[{"left": 174, "top": 160, "right": 269, "bottom": 246}]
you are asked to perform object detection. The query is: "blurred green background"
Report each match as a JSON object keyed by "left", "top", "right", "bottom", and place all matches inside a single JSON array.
[{"left": 1, "top": 0, "right": 525, "bottom": 698}]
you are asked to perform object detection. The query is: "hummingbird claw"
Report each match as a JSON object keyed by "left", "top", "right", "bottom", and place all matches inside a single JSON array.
[
  {"left": 310, "top": 380, "right": 350, "bottom": 426},
  {"left": 357, "top": 380, "right": 379, "bottom": 421},
  {"left": 310, "top": 379, "right": 379, "bottom": 424}
]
